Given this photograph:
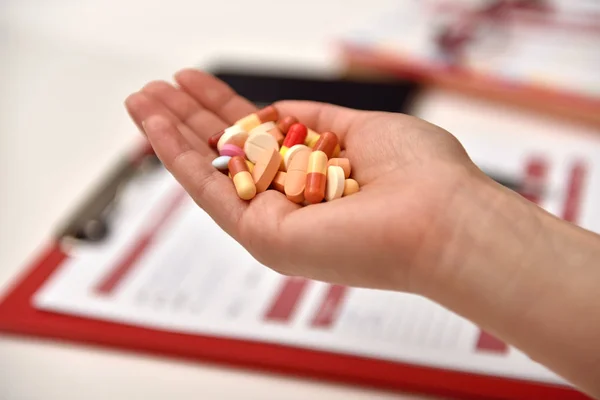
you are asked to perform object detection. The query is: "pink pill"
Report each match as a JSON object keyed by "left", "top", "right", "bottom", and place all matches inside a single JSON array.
[{"left": 220, "top": 144, "right": 245, "bottom": 158}]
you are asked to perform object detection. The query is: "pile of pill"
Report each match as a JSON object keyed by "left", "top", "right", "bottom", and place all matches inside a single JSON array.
[{"left": 209, "top": 105, "right": 359, "bottom": 204}]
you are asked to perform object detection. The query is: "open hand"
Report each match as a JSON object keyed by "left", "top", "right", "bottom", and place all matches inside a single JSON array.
[{"left": 125, "top": 69, "right": 489, "bottom": 293}]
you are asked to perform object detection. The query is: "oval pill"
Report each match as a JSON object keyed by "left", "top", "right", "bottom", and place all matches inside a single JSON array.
[
  {"left": 244, "top": 132, "right": 279, "bottom": 163},
  {"left": 208, "top": 130, "right": 224, "bottom": 149},
  {"left": 327, "top": 158, "right": 351, "bottom": 178},
  {"left": 212, "top": 155, "right": 232, "bottom": 170},
  {"left": 343, "top": 178, "right": 360, "bottom": 196},
  {"left": 217, "top": 125, "right": 248, "bottom": 152},
  {"left": 283, "top": 144, "right": 310, "bottom": 171},
  {"left": 252, "top": 148, "right": 283, "bottom": 193},
  {"left": 220, "top": 144, "right": 245, "bottom": 158},
  {"left": 277, "top": 116, "right": 298, "bottom": 134},
  {"left": 284, "top": 149, "right": 311, "bottom": 203},
  {"left": 228, "top": 156, "right": 256, "bottom": 200},
  {"left": 304, "top": 151, "right": 328, "bottom": 204},
  {"left": 325, "top": 166, "right": 345, "bottom": 201},
  {"left": 313, "top": 131, "right": 339, "bottom": 159},
  {"left": 271, "top": 171, "right": 287, "bottom": 193}
]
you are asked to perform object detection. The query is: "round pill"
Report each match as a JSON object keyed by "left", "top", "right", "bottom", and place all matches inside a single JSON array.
[
  {"left": 244, "top": 132, "right": 279, "bottom": 163},
  {"left": 252, "top": 148, "right": 282, "bottom": 193},
  {"left": 212, "top": 155, "right": 232, "bottom": 170},
  {"left": 249, "top": 121, "right": 276, "bottom": 137},
  {"left": 283, "top": 144, "right": 311, "bottom": 171},
  {"left": 220, "top": 144, "right": 245, "bottom": 158},
  {"left": 343, "top": 178, "right": 360, "bottom": 196},
  {"left": 325, "top": 166, "right": 345, "bottom": 201},
  {"left": 217, "top": 125, "right": 248, "bottom": 152}
]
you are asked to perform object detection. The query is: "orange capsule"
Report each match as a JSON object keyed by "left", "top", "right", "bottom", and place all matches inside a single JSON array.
[
  {"left": 277, "top": 116, "right": 298, "bottom": 135},
  {"left": 228, "top": 156, "right": 256, "bottom": 200},
  {"left": 304, "top": 151, "right": 328, "bottom": 204},
  {"left": 235, "top": 105, "right": 279, "bottom": 132},
  {"left": 313, "top": 131, "right": 338, "bottom": 159}
]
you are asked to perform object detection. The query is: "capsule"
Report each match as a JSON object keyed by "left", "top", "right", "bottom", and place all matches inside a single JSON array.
[
  {"left": 277, "top": 116, "right": 298, "bottom": 134},
  {"left": 313, "top": 131, "right": 339, "bottom": 159},
  {"left": 327, "top": 158, "right": 351, "bottom": 178},
  {"left": 208, "top": 130, "right": 224, "bottom": 149},
  {"left": 304, "top": 151, "right": 328, "bottom": 204},
  {"left": 228, "top": 156, "right": 256, "bottom": 200},
  {"left": 280, "top": 123, "right": 308, "bottom": 159},
  {"left": 234, "top": 106, "right": 279, "bottom": 132},
  {"left": 285, "top": 149, "right": 311, "bottom": 204},
  {"left": 304, "top": 128, "right": 320, "bottom": 147}
]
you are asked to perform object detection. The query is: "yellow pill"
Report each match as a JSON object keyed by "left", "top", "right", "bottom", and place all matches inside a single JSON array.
[{"left": 343, "top": 179, "right": 360, "bottom": 196}]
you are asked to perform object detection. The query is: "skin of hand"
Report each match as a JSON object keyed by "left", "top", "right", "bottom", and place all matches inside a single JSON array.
[{"left": 126, "top": 69, "right": 600, "bottom": 398}]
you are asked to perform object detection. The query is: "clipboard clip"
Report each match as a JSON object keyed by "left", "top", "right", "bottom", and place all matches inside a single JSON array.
[{"left": 54, "top": 143, "right": 162, "bottom": 249}]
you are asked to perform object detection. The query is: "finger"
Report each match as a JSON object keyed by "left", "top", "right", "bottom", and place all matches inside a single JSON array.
[
  {"left": 273, "top": 100, "right": 369, "bottom": 145},
  {"left": 141, "top": 80, "right": 227, "bottom": 142},
  {"left": 174, "top": 69, "right": 257, "bottom": 125},
  {"left": 125, "top": 91, "right": 204, "bottom": 152},
  {"left": 142, "top": 114, "right": 247, "bottom": 236}
]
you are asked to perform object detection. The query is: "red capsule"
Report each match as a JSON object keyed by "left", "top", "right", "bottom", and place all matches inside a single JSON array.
[
  {"left": 283, "top": 123, "right": 308, "bottom": 148},
  {"left": 313, "top": 131, "right": 338, "bottom": 159},
  {"left": 208, "top": 130, "right": 224, "bottom": 149}
]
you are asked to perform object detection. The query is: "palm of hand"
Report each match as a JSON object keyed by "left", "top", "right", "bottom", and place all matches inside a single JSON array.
[{"left": 126, "top": 70, "right": 479, "bottom": 292}]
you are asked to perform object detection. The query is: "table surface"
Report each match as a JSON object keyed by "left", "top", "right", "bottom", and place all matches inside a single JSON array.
[{"left": 1, "top": 1, "right": 599, "bottom": 399}]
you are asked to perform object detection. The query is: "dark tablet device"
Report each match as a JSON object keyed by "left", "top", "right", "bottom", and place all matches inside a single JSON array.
[{"left": 213, "top": 68, "right": 420, "bottom": 114}]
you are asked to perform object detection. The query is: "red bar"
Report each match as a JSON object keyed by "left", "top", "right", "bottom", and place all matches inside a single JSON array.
[
  {"left": 94, "top": 189, "right": 187, "bottom": 295},
  {"left": 311, "top": 285, "right": 348, "bottom": 329},
  {"left": 476, "top": 330, "right": 509, "bottom": 354},
  {"left": 561, "top": 161, "right": 587, "bottom": 223},
  {"left": 519, "top": 157, "right": 548, "bottom": 205},
  {"left": 264, "top": 277, "right": 310, "bottom": 323}
]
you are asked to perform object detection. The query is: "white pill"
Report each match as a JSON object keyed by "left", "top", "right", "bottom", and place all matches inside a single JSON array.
[
  {"left": 249, "top": 121, "right": 276, "bottom": 137},
  {"left": 212, "top": 155, "right": 232, "bottom": 170}
]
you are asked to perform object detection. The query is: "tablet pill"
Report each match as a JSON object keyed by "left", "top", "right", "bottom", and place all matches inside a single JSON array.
[
  {"left": 343, "top": 179, "right": 360, "bottom": 196},
  {"left": 212, "top": 155, "right": 231, "bottom": 170},
  {"left": 235, "top": 106, "right": 279, "bottom": 132},
  {"left": 325, "top": 166, "right": 345, "bottom": 201},
  {"left": 271, "top": 171, "right": 287, "bottom": 193},
  {"left": 283, "top": 144, "right": 310, "bottom": 171},
  {"left": 208, "top": 130, "right": 224, "bottom": 149},
  {"left": 220, "top": 144, "right": 245, "bottom": 158},
  {"left": 304, "top": 151, "right": 328, "bottom": 204},
  {"left": 229, "top": 156, "right": 256, "bottom": 200},
  {"left": 244, "top": 132, "right": 279, "bottom": 163},
  {"left": 249, "top": 121, "right": 276, "bottom": 136},
  {"left": 277, "top": 116, "right": 298, "bottom": 134},
  {"left": 253, "top": 148, "right": 282, "bottom": 193},
  {"left": 327, "top": 158, "right": 351, "bottom": 178},
  {"left": 217, "top": 125, "right": 248, "bottom": 152},
  {"left": 285, "top": 149, "right": 311, "bottom": 203},
  {"left": 313, "top": 131, "right": 338, "bottom": 159},
  {"left": 280, "top": 123, "right": 308, "bottom": 158}
]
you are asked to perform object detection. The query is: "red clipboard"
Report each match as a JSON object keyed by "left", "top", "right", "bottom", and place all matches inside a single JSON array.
[{"left": 0, "top": 148, "right": 592, "bottom": 400}]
